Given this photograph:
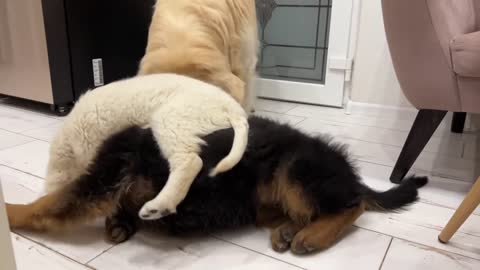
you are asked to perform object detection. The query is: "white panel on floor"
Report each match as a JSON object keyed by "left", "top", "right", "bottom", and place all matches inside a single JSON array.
[
  {"left": 88, "top": 230, "right": 302, "bottom": 270},
  {"left": 0, "top": 130, "right": 34, "bottom": 151},
  {"left": 20, "top": 122, "right": 63, "bottom": 142},
  {"left": 381, "top": 239, "right": 480, "bottom": 270},
  {"left": 214, "top": 226, "right": 391, "bottom": 270},
  {"left": 0, "top": 106, "right": 60, "bottom": 133},
  {"left": 1, "top": 168, "right": 114, "bottom": 264},
  {"left": 0, "top": 141, "right": 50, "bottom": 178},
  {"left": 12, "top": 234, "right": 89, "bottom": 270},
  {"left": 254, "top": 111, "right": 306, "bottom": 126},
  {"left": 256, "top": 99, "right": 299, "bottom": 114},
  {"left": 356, "top": 202, "right": 480, "bottom": 260}
]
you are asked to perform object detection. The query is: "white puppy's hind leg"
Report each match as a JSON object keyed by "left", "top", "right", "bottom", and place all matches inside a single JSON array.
[
  {"left": 138, "top": 153, "right": 203, "bottom": 220},
  {"left": 44, "top": 144, "right": 79, "bottom": 193}
]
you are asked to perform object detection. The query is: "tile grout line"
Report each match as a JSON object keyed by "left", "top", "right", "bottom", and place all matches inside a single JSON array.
[
  {"left": 377, "top": 237, "right": 393, "bottom": 270},
  {"left": 351, "top": 159, "right": 480, "bottom": 216},
  {"left": 293, "top": 117, "right": 307, "bottom": 127},
  {"left": 254, "top": 110, "right": 306, "bottom": 126},
  {"left": 393, "top": 237, "right": 480, "bottom": 263},
  {"left": 342, "top": 136, "right": 457, "bottom": 157},
  {"left": 85, "top": 245, "right": 117, "bottom": 265},
  {"left": 353, "top": 158, "right": 471, "bottom": 184},
  {"left": 356, "top": 226, "right": 480, "bottom": 262},
  {"left": 12, "top": 233, "right": 96, "bottom": 270},
  {"left": 352, "top": 155, "right": 475, "bottom": 183},
  {"left": 352, "top": 159, "right": 433, "bottom": 179},
  {"left": 256, "top": 108, "right": 300, "bottom": 117},
  {"left": 0, "top": 138, "right": 40, "bottom": 152},
  {"left": 305, "top": 128, "right": 466, "bottom": 160},
  {"left": 283, "top": 104, "right": 300, "bottom": 114},
  {"left": 0, "top": 140, "right": 38, "bottom": 152},
  {"left": 211, "top": 235, "right": 307, "bottom": 270},
  {"left": 1, "top": 178, "right": 39, "bottom": 194},
  {"left": 0, "top": 164, "right": 46, "bottom": 181},
  {"left": 418, "top": 198, "right": 480, "bottom": 217},
  {"left": 15, "top": 120, "right": 63, "bottom": 133},
  {"left": 284, "top": 112, "right": 465, "bottom": 140},
  {"left": 0, "top": 126, "right": 50, "bottom": 144},
  {"left": 291, "top": 113, "right": 472, "bottom": 150}
]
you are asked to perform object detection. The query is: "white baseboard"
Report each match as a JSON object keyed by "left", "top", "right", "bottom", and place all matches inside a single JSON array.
[{"left": 345, "top": 100, "right": 418, "bottom": 119}]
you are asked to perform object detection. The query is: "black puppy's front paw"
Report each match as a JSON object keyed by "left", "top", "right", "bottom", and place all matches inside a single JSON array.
[{"left": 105, "top": 216, "right": 137, "bottom": 244}]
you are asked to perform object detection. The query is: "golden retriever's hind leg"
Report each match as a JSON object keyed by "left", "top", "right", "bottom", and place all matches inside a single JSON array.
[
  {"left": 214, "top": 72, "right": 246, "bottom": 106},
  {"left": 290, "top": 201, "right": 366, "bottom": 254}
]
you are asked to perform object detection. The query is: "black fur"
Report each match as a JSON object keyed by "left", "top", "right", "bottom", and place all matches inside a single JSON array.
[{"left": 69, "top": 116, "right": 427, "bottom": 239}]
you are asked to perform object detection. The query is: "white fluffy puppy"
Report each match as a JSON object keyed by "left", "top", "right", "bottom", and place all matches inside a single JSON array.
[{"left": 46, "top": 74, "right": 248, "bottom": 220}]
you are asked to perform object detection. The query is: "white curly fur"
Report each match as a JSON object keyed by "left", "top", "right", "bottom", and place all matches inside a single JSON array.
[{"left": 46, "top": 74, "right": 248, "bottom": 219}]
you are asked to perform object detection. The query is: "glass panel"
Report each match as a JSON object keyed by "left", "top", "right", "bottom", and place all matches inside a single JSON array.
[{"left": 256, "top": 0, "right": 332, "bottom": 84}]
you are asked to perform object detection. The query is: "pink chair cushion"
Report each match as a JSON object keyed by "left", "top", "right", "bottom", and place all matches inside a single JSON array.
[
  {"left": 451, "top": 31, "right": 480, "bottom": 77},
  {"left": 476, "top": 0, "right": 480, "bottom": 29},
  {"left": 427, "top": 0, "right": 477, "bottom": 68}
]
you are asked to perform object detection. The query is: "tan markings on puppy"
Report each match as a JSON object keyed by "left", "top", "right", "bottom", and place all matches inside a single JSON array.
[
  {"left": 290, "top": 201, "right": 366, "bottom": 254},
  {"left": 270, "top": 221, "right": 304, "bottom": 253},
  {"left": 7, "top": 185, "right": 116, "bottom": 232},
  {"left": 103, "top": 176, "right": 156, "bottom": 243},
  {"left": 256, "top": 164, "right": 315, "bottom": 225},
  {"left": 255, "top": 205, "right": 287, "bottom": 229},
  {"left": 7, "top": 196, "right": 115, "bottom": 232},
  {"left": 122, "top": 177, "right": 158, "bottom": 212}
]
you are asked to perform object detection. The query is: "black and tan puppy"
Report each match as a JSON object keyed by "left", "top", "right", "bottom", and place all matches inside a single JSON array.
[{"left": 6, "top": 117, "right": 427, "bottom": 254}]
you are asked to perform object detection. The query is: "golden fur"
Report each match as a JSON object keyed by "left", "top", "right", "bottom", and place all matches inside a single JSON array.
[{"left": 138, "top": 0, "right": 259, "bottom": 111}]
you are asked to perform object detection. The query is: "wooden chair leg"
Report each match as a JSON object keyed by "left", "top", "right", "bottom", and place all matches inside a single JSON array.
[
  {"left": 439, "top": 177, "right": 480, "bottom": 243},
  {"left": 451, "top": 112, "right": 466, "bottom": 133},
  {"left": 390, "top": 110, "right": 447, "bottom": 183}
]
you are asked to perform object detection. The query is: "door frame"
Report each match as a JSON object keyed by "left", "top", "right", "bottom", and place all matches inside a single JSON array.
[{"left": 255, "top": 0, "right": 354, "bottom": 107}]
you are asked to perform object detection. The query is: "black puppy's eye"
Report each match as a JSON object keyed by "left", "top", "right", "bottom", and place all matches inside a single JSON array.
[{"left": 344, "top": 199, "right": 361, "bottom": 209}]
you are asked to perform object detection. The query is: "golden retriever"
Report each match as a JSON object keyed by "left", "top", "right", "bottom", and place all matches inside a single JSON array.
[{"left": 138, "top": 0, "right": 258, "bottom": 112}]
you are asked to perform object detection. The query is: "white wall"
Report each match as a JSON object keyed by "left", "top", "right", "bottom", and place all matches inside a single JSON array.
[{"left": 349, "top": 0, "right": 412, "bottom": 108}]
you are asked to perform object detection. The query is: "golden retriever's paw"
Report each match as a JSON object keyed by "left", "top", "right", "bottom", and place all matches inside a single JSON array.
[{"left": 138, "top": 199, "right": 176, "bottom": 220}]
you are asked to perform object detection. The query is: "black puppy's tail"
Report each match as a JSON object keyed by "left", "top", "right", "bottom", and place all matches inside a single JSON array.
[{"left": 363, "top": 176, "right": 428, "bottom": 211}]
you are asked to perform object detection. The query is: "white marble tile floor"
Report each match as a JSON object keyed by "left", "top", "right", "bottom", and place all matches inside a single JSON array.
[{"left": 1, "top": 97, "right": 480, "bottom": 269}]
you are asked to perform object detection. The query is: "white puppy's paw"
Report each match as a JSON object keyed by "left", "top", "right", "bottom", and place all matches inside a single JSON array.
[{"left": 138, "top": 199, "right": 176, "bottom": 220}]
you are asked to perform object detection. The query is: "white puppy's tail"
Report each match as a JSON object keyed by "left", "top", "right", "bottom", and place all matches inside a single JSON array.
[{"left": 209, "top": 117, "right": 249, "bottom": 177}]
